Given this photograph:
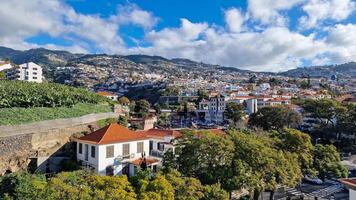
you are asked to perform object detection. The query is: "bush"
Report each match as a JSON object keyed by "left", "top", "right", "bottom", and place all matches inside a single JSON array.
[
  {"left": 0, "top": 80, "right": 109, "bottom": 108},
  {"left": 0, "top": 103, "right": 112, "bottom": 125}
]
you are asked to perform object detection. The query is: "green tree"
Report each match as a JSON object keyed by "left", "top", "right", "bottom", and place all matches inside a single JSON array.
[
  {"left": 118, "top": 115, "right": 128, "bottom": 127},
  {"left": 134, "top": 100, "right": 150, "bottom": 118},
  {"left": 313, "top": 144, "right": 348, "bottom": 181},
  {"left": 248, "top": 106, "right": 302, "bottom": 130},
  {"left": 0, "top": 72, "right": 5, "bottom": 79},
  {"left": 163, "top": 86, "right": 180, "bottom": 96},
  {"left": 162, "top": 149, "right": 177, "bottom": 171},
  {"left": 224, "top": 102, "right": 245, "bottom": 126},
  {"left": 118, "top": 96, "right": 130, "bottom": 105},
  {"left": 176, "top": 130, "right": 234, "bottom": 187},
  {"left": 202, "top": 183, "right": 229, "bottom": 200},
  {"left": 0, "top": 172, "right": 46, "bottom": 199},
  {"left": 228, "top": 130, "right": 302, "bottom": 200},
  {"left": 139, "top": 175, "right": 174, "bottom": 200},
  {"left": 336, "top": 104, "right": 356, "bottom": 144},
  {"left": 274, "top": 129, "right": 314, "bottom": 175}
]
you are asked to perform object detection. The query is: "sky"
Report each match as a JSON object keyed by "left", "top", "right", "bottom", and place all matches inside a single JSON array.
[{"left": 0, "top": 0, "right": 355, "bottom": 72}]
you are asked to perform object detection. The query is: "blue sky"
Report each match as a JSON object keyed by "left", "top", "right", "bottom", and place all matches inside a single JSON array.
[{"left": 0, "top": 0, "right": 355, "bottom": 72}]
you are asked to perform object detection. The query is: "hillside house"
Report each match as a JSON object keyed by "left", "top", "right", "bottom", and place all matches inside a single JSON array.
[{"left": 76, "top": 124, "right": 181, "bottom": 176}]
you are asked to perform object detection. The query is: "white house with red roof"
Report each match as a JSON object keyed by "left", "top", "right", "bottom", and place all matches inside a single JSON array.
[{"left": 76, "top": 123, "right": 182, "bottom": 176}]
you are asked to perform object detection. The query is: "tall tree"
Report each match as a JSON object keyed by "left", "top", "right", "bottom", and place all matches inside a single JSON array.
[
  {"left": 248, "top": 106, "right": 302, "bottom": 130},
  {"left": 224, "top": 102, "right": 245, "bottom": 126},
  {"left": 313, "top": 144, "right": 348, "bottom": 181},
  {"left": 134, "top": 99, "right": 151, "bottom": 118}
]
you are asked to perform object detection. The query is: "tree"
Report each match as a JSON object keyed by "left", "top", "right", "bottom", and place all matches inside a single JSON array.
[
  {"left": 248, "top": 106, "right": 302, "bottom": 130},
  {"left": 118, "top": 96, "right": 130, "bottom": 105},
  {"left": 163, "top": 86, "right": 180, "bottom": 96},
  {"left": 118, "top": 115, "right": 128, "bottom": 127},
  {"left": 228, "top": 130, "right": 302, "bottom": 200},
  {"left": 0, "top": 72, "right": 5, "bottom": 79},
  {"left": 175, "top": 130, "right": 234, "bottom": 187},
  {"left": 302, "top": 99, "right": 346, "bottom": 129},
  {"left": 336, "top": 104, "right": 356, "bottom": 144},
  {"left": 139, "top": 175, "right": 174, "bottom": 200},
  {"left": 134, "top": 100, "right": 150, "bottom": 118},
  {"left": 158, "top": 113, "right": 170, "bottom": 127},
  {"left": 202, "top": 183, "right": 229, "bottom": 200},
  {"left": 313, "top": 144, "right": 348, "bottom": 181},
  {"left": 162, "top": 149, "right": 177, "bottom": 171},
  {"left": 274, "top": 129, "right": 314, "bottom": 175},
  {"left": 0, "top": 172, "right": 46, "bottom": 199},
  {"left": 224, "top": 102, "right": 245, "bottom": 126}
]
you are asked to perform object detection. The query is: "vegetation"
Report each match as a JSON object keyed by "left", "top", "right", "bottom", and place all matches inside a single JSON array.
[
  {"left": 0, "top": 103, "right": 112, "bottom": 125},
  {"left": 0, "top": 170, "right": 228, "bottom": 200},
  {"left": 248, "top": 106, "right": 302, "bottom": 130},
  {"left": 132, "top": 99, "right": 151, "bottom": 118},
  {"left": 96, "top": 117, "right": 118, "bottom": 128},
  {"left": 162, "top": 86, "right": 181, "bottom": 96},
  {"left": 0, "top": 80, "right": 109, "bottom": 108},
  {"left": 168, "top": 128, "right": 347, "bottom": 200},
  {"left": 224, "top": 102, "right": 245, "bottom": 126}
]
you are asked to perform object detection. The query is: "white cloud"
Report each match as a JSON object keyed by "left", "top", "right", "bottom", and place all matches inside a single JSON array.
[
  {"left": 299, "top": 0, "right": 356, "bottom": 29},
  {"left": 0, "top": 1, "right": 355, "bottom": 72},
  {"left": 113, "top": 3, "right": 159, "bottom": 30},
  {"left": 247, "top": 0, "right": 305, "bottom": 26},
  {"left": 225, "top": 8, "right": 245, "bottom": 33}
]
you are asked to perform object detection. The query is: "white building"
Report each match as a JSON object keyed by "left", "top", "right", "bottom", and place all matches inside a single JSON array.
[
  {"left": 6, "top": 62, "right": 43, "bottom": 83},
  {"left": 0, "top": 62, "right": 13, "bottom": 72},
  {"left": 340, "top": 178, "right": 356, "bottom": 200},
  {"left": 246, "top": 98, "right": 258, "bottom": 114},
  {"left": 76, "top": 124, "right": 181, "bottom": 176},
  {"left": 197, "top": 94, "right": 226, "bottom": 124},
  {"left": 97, "top": 91, "right": 118, "bottom": 101}
]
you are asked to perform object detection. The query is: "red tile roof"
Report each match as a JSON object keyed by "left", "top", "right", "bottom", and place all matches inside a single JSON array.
[
  {"left": 340, "top": 178, "right": 356, "bottom": 190},
  {"left": 131, "top": 158, "right": 159, "bottom": 166},
  {"left": 136, "top": 129, "right": 182, "bottom": 139},
  {"left": 97, "top": 91, "right": 116, "bottom": 97},
  {"left": 77, "top": 123, "right": 147, "bottom": 144}
]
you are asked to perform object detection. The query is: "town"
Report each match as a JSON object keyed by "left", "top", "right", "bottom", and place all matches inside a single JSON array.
[
  {"left": 1, "top": 0, "right": 356, "bottom": 199},
  {"left": 0, "top": 57, "right": 355, "bottom": 200}
]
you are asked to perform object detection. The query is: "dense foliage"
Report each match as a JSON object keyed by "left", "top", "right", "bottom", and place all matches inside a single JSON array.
[
  {"left": 248, "top": 106, "right": 302, "bottom": 130},
  {"left": 167, "top": 128, "right": 347, "bottom": 200},
  {"left": 0, "top": 170, "right": 228, "bottom": 200},
  {"left": 0, "top": 80, "right": 109, "bottom": 108},
  {"left": 0, "top": 103, "right": 112, "bottom": 125}
]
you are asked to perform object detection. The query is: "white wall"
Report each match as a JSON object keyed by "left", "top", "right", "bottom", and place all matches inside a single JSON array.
[
  {"left": 76, "top": 142, "right": 99, "bottom": 173},
  {"left": 96, "top": 139, "right": 150, "bottom": 175},
  {"left": 350, "top": 189, "right": 356, "bottom": 200}
]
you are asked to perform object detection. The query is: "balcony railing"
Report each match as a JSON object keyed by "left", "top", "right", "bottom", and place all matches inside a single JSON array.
[{"left": 150, "top": 150, "right": 164, "bottom": 158}]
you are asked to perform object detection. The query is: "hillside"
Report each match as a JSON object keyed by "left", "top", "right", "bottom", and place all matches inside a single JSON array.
[
  {"left": 0, "top": 46, "right": 355, "bottom": 84},
  {"left": 0, "top": 80, "right": 112, "bottom": 125},
  {"left": 279, "top": 62, "right": 356, "bottom": 78}
]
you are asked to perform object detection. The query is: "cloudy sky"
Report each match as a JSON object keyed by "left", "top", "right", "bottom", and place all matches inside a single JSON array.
[{"left": 0, "top": 0, "right": 355, "bottom": 72}]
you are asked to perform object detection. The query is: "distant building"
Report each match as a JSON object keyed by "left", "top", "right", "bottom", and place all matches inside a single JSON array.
[
  {"left": 0, "top": 62, "right": 13, "bottom": 72},
  {"left": 97, "top": 91, "right": 118, "bottom": 101},
  {"left": 246, "top": 98, "right": 258, "bottom": 114},
  {"left": 129, "top": 115, "right": 157, "bottom": 130},
  {"left": 197, "top": 94, "right": 226, "bottom": 124},
  {"left": 6, "top": 62, "right": 43, "bottom": 83}
]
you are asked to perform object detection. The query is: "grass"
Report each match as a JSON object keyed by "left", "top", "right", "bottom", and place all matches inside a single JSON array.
[{"left": 0, "top": 103, "right": 112, "bottom": 126}]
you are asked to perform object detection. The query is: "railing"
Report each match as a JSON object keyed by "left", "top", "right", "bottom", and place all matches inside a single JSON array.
[{"left": 150, "top": 150, "right": 164, "bottom": 158}]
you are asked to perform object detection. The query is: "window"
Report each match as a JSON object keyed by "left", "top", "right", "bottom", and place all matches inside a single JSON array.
[
  {"left": 123, "top": 143, "right": 130, "bottom": 156},
  {"left": 91, "top": 146, "right": 96, "bottom": 158},
  {"left": 33, "top": 72, "right": 37, "bottom": 75},
  {"left": 137, "top": 142, "right": 144, "bottom": 153},
  {"left": 158, "top": 143, "right": 164, "bottom": 151},
  {"left": 33, "top": 67, "right": 38, "bottom": 71},
  {"left": 33, "top": 77, "right": 37, "bottom": 79},
  {"left": 106, "top": 145, "right": 114, "bottom": 158},
  {"left": 78, "top": 143, "right": 83, "bottom": 154}
]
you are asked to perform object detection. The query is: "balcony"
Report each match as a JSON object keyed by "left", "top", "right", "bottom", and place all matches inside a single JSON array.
[{"left": 150, "top": 150, "right": 164, "bottom": 158}]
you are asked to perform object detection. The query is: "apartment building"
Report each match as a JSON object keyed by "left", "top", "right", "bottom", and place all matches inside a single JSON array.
[
  {"left": 197, "top": 94, "right": 226, "bottom": 124},
  {"left": 6, "top": 62, "right": 43, "bottom": 83}
]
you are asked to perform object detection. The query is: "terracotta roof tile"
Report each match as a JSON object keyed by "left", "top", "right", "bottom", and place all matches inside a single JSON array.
[
  {"left": 97, "top": 91, "right": 116, "bottom": 96},
  {"left": 131, "top": 158, "right": 159, "bottom": 166},
  {"left": 78, "top": 123, "right": 147, "bottom": 144}
]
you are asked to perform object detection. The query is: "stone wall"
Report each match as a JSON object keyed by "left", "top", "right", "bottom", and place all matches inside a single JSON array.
[{"left": 0, "top": 112, "right": 120, "bottom": 174}]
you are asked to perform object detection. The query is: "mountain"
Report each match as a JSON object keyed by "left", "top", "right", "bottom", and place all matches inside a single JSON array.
[
  {"left": 279, "top": 62, "right": 356, "bottom": 78},
  {"left": 0, "top": 46, "right": 253, "bottom": 86}
]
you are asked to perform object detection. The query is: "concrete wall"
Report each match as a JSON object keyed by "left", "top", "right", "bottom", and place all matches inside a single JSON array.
[{"left": 0, "top": 112, "right": 120, "bottom": 174}]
